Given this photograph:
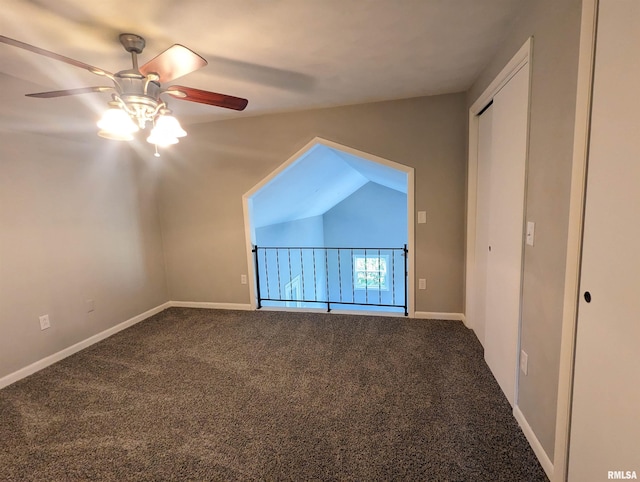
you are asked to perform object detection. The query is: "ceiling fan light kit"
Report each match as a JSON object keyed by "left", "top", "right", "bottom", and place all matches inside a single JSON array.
[{"left": 0, "top": 33, "right": 248, "bottom": 155}]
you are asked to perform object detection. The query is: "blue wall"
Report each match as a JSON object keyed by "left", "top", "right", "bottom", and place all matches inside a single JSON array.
[
  {"left": 255, "top": 216, "right": 326, "bottom": 308},
  {"left": 255, "top": 215, "right": 324, "bottom": 247},
  {"left": 254, "top": 182, "right": 407, "bottom": 312},
  {"left": 323, "top": 182, "right": 407, "bottom": 311},
  {"left": 323, "top": 182, "right": 407, "bottom": 247}
]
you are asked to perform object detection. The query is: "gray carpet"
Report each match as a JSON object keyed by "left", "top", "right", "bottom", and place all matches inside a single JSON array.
[{"left": 0, "top": 308, "right": 548, "bottom": 481}]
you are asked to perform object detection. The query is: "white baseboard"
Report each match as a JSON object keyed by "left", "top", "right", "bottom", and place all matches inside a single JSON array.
[
  {"left": 514, "top": 404, "right": 554, "bottom": 480},
  {"left": 413, "top": 311, "right": 466, "bottom": 322},
  {"left": 253, "top": 305, "right": 413, "bottom": 318},
  {"left": 328, "top": 309, "right": 407, "bottom": 317},
  {"left": 0, "top": 301, "right": 171, "bottom": 390},
  {"left": 256, "top": 306, "right": 326, "bottom": 314},
  {"left": 169, "top": 301, "right": 253, "bottom": 311}
]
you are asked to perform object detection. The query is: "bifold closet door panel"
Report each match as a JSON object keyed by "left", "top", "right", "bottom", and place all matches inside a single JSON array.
[{"left": 483, "top": 62, "right": 529, "bottom": 407}]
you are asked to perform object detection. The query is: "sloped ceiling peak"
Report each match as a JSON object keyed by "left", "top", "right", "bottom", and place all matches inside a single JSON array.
[
  {"left": 250, "top": 146, "right": 367, "bottom": 229},
  {"left": 249, "top": 144, "right": 407, "bottom": 229},
  {"left": 334, "top": 150, "right": 407, "bottom": 193}
]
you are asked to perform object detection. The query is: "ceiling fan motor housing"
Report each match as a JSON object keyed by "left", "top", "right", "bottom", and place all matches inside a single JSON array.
[{"left": 114, "top": 76, "right": 162, "bottom": 128}]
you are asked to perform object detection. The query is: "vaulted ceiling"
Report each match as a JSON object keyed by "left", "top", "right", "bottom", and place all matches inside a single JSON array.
[
  {"left": 1, "top": 0, "right": 525, "bottom": 135},
  {"left": 249, "top": 143, "right": 407, "bottom": 229}
]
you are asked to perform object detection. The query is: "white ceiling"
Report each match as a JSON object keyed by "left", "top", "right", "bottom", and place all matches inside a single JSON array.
[
  {"left": 249, "top": 144, "right": 407, "bottom": 229},
  {"left": 0, "top": 0, "right": 525, "bottom": 134}
]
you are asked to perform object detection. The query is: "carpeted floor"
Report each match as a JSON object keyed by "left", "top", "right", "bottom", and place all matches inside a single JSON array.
[{"left": 0, "top": 308, "right": 548, "bottom": 481}]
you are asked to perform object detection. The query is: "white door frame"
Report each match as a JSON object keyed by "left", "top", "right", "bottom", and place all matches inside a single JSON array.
[
  {"left": 552, "top": 1, "right": 598, "bottom": 481},
  {"left": 465, "top": 37, "right": 556, "bottom": 473},
  {"left": 465, "top": 38, "right": 532, "bottom": 331},
  {"left": 242, "top": 136, "right": 415, "bottom": 317}
]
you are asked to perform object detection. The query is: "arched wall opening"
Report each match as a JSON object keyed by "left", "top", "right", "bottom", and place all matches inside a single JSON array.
[{"left": 242, "top": 137, "right": 415, "bottom": 316}]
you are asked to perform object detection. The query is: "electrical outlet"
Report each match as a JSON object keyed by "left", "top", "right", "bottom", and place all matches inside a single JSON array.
[
  {"left": 86, "top": 299, "right": 95, "bottom": 313},
  {"left": 240, "top": 274, "right": 248, "bottom": 285},
  {"left": 520, "top": 350, "right": 528, "bottom": 375},
  {"left": 417, "top": 211, "right": 427, "bottom": 224},
  {"left": 39, "top": 314, "right": 50, "bottom": 331},
  {"left": 418, "top": 278, "right": 426, "bottom": 290}
]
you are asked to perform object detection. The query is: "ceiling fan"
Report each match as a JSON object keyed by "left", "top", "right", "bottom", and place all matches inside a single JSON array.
[{"left": 0, "top": 33, "right": 248, "bottom": 152}]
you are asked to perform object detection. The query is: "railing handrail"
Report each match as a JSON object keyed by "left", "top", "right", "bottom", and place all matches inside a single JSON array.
[
  {"left": 252, "top": 244, "right": 408, "bottom": 316},
  {"left": 254, "top": 245, "right": 405, "bottom": 251}
]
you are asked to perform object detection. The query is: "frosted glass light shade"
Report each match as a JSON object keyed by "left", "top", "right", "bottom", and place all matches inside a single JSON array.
[
  {"left": 153, "top": 114, "right": 186, "bottom": 138},
  {"left": 146, "top": 132, "right": 179, "bottom": 147},
  {"left": 97, "top": 107, "right": 138, "bottom": 139},
  {"left": 97, "top": 130, "right": 134, "bottom": 141}
]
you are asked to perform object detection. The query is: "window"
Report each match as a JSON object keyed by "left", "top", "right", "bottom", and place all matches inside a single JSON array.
[{"left": 353, "top": 255, "right": 389, "bottom": 291}]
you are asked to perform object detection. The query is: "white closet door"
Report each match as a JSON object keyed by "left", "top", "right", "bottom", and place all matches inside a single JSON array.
[
  {"left": 474, "top": 105, "right": 494, "bottom": 348},
  {"left": 568, "top": 1, "right": 640, "bottom": 477},
  {"left": 484, "top": 63, "right": 529, "bottom": 407}
]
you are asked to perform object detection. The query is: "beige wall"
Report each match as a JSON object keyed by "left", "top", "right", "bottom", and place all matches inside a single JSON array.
[
  {"left": 468, "top": 0, "right": 583, "bottom": 460},
  {"left": 159, "top": 93, "right": 467, "bottom": 314},
  {"left": 0, "top": 132, "right": 168, "bottom": 380}
]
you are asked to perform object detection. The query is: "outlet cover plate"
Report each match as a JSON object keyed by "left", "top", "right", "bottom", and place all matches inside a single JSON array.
[{"left": 39, "top": 315, "right": 50, "bottom": 330}]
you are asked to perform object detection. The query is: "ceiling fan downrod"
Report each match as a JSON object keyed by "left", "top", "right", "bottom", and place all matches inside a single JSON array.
[{"left": 119, "top": 33, "right": 146, "bottom": 72}]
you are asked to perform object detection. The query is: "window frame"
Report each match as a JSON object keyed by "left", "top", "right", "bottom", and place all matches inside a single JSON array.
[{"left": 352, "top": 254, "right": 390, "bottom": 291}]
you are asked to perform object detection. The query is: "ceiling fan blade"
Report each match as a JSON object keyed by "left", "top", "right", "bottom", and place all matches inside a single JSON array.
[
  {"left": 0, "top": 35, "right": 113, "bottom": 78},
  {"left": 165, "top": 86, "right": 248, "bottom": 111},
  {"left": 26, "top": 86, "right": 114, "bottom": 98},
  {"left": 139, "top": 45, "right": 207, "bottom": 83}
]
